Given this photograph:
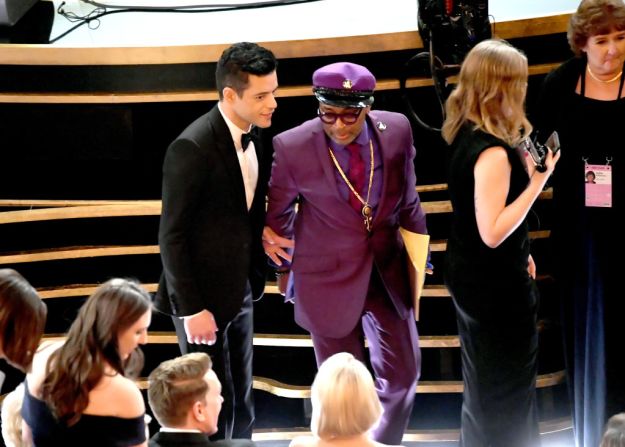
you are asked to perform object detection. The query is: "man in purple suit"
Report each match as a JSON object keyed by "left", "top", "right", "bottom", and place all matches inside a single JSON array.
[{"left": 263, "top": 62, "right": 429, "bottom": 444}]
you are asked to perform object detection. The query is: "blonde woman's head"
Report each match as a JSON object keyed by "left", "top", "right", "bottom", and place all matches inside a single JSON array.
[
  {"left": 310, "top": 352, "right": 382, "bottom": 439},
  {"left": 442, "top": 39, "right": 531, "bottom": 146}
]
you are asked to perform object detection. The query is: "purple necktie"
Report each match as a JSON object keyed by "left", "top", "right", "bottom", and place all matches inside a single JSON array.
[{"left": 346, "top": 143, "right": 365, "bottom": 213}]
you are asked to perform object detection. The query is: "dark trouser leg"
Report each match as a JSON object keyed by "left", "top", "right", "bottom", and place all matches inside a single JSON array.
[
  {"left": 362, "top": 273, "right": 420, "bottom": 445},
  {"left": 310, "top": 272, "right": 420, "bottom": 445},
  {"left": 172, "top": 283, "right": 254, "bottom": 440},
  {"left": 452, "top": 280, "right": 540, "bottom": 447},
  {"left": 225, "top": 287, "right": 255, "bottom": 438},
  {"left": 310, "top": 323, "right": 366, "bottom": 366},
  {"left": 173, "top": 315, "right": 233, "bottom": 439}
]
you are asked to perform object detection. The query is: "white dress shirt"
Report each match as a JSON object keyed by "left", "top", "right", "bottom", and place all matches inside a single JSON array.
[
  {"left": 159, "top": 427, "right": 203, "bottom": 433},
  {"left": 218, "top": 103, "right": 259, "bottom": 210}
]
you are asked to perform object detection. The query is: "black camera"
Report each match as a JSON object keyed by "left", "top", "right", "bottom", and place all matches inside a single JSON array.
[
  {"left": 518, "top": 131, "right": 560, "bottom": 173},
  {"left": 417, "top": 0, "right": 491, "bottom": 65}
]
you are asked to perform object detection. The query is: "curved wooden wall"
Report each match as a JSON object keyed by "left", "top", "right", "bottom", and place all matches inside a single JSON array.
[{"left": 0, "top": 14, "right": 572, "bottom": 66}]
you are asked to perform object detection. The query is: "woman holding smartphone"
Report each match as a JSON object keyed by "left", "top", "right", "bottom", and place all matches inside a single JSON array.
[{"left": 443, "top": 39, "right": 559, "bottom": 447}]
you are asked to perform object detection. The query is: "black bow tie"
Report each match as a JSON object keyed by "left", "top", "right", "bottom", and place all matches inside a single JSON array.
[{"left": 241, "top": 132, "right": 256, "bottom": 151}]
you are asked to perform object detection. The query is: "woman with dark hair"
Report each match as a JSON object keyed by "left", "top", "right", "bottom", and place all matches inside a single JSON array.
[
  {"left": 442, "top": 39, "right": 559, "bottom": 447},
  {"left": 533, "top": 1, "right": 625, "bottom": 445},
  {"left": 22, "top": 278, "right": 152, "bottom": 447},
  {"left": 0, "top": 269, "right": 46, "bottom": 372}
]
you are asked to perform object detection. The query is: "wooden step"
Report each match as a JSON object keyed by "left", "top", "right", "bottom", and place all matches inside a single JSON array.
[
  {"left": 40, "top": 332, "right": 460, "bottom": 349},
  {"left": 131, "top": 370, "right": 565, "bottom": 397},
  {"left": 0, "top": 228, "right": 551, "bottom": 264},
  {"left": 250, "top": 416, "right": 572, "bottom": 442}
]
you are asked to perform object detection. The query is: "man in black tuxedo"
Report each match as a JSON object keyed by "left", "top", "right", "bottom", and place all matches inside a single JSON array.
[
  {"left": 148, "top": 353, "right": 254, "bottom": 447},
  {"left": 155, "top": 42, "right": 287, "bottom": 439}
]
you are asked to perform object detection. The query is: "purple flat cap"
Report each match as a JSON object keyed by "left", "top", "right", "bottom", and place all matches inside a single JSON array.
[{"left": 312, "top": 62, "right": 376, "bottom": 108}]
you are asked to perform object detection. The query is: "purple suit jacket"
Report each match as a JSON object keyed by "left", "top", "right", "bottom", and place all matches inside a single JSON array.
[{"left": 266, "top": 110, "right": 428, "bottom": 338}]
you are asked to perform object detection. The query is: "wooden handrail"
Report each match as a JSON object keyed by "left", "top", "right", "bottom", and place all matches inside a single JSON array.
[
  {"left": 0, "top": 63, "right": 561, "bottom": 104},
  {"left": 40, "top": 332, "right": 460, "bottom": 349},
  {"left": 250, "top": 416, "right": 572, "bottom": 442},
  {"left": 0, "top": 186, "right": 454, "bottom": 212},
  {"left": 0, "top": 230, "right": 550, "bottom": 264},
  {"left": 0, "top": 203, "right": 162, "bottom": 224},
  {"left": 31, "top": 276, "right": 549, "bottom": 303},
  {"left": 33, "top": 282, "right": 430, "bottom": 300},
  {"left": 131, "top": 370, "right": 565, "bottom": 396},
  {"left": 0, "top": 199, "right": 155, "bottom": 207},
  {"left": 0, "top": 246, "right": 159, "bottom": 264},
  {"left": 0, "top": 186, "right": 553, "bottom": 210},
  {"left": 0, "top": 189, "right": 553, "bottom": 224},
  {"left": 35, "top": 282, "right": 453, "bottom": 300}
]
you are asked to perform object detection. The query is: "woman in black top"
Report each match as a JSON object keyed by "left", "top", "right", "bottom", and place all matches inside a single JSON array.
[
  {"left": 442, "top": 39, "right": 559, "bottom": 447},
  {"left": 533, "top": 1, "right": 625, "bottom": 446},
  {"left": 22, "top": 278, "right": 152, "bottom": 447}
]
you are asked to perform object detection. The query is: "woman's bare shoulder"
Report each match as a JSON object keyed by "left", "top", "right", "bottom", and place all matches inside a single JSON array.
[
  {"left": 26, "top": 341, "right": 63, "bottom": 395},
  {"left": 86, "top": 374, "right": 144, "bottom": 418}
]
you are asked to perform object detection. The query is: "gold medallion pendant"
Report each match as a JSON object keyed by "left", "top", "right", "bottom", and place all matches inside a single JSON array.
[
  {"left": 362, "top": 205, "right": 373, "bottom": 231},
  {"left": 327, "top": 139, "right": 375, "bottom": 232}
]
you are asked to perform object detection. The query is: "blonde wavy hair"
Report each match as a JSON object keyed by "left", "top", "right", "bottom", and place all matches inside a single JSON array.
[
  {"left": 310, "top": 352, "right": 382, "bottom": 439},
  {"left": 442, "top": 39, "right": 532, "bottom": 147}
]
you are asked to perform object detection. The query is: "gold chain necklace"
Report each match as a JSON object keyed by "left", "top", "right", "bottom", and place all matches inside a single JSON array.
[
  {"left": 587, "top": 65, "right": 623, "bottom": 83},
  {"left": 328, "top": 140, "right": 375, "bottom": 232}
]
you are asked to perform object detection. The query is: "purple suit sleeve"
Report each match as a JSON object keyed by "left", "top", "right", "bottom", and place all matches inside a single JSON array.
[{"left": 266, "top": 135, "right": 299, "bottom": 241}]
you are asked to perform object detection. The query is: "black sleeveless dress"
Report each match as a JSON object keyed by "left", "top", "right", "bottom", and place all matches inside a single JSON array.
[
  {"left": 445, "top": 125, "right": 540, "bottom": 447},
  {"left": 21, "top": 380, "right": 146, "bottom": 447},
  {"left": 534, "top": 57, "right": 625, "bottom": 447}
]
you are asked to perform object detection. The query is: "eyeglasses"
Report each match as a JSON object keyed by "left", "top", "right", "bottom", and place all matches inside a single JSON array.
[{"left": 317, "top": 108, "right": 362, "bottom": 125}]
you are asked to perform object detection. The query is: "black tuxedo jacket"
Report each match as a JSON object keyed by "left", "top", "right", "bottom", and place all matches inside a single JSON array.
[
  {"left": 155, "top": 104, "right": 269, "bottom": 327},
  {"left": 148, "top": 431, "right": 255, "bottom": 447}
]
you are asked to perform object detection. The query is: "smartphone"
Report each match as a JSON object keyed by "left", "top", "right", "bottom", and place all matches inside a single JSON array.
[
  {"left": 518, "top": 137, "right": 548, "bottom": 173},
  {"left": 544, "top": 131, "right": 560, "bottom": 155}
]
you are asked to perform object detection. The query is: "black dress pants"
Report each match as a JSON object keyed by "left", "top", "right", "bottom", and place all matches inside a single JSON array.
[{"left": 173, "top": 284, "right": 255, "bottom": 439}]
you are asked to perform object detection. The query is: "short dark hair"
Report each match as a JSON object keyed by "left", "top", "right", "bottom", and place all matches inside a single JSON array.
[
  {"left": 568, "top": 0, "right": 625, "bottom": 55},
  {"left": 148, "top": 353, "right": 213, "bottom": 428},
  {"left": 216, "top": 42, "right": 277, "bottom": 99},
  {"left": 0, "top": 269, "right": 46, "bottom": 372}
]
